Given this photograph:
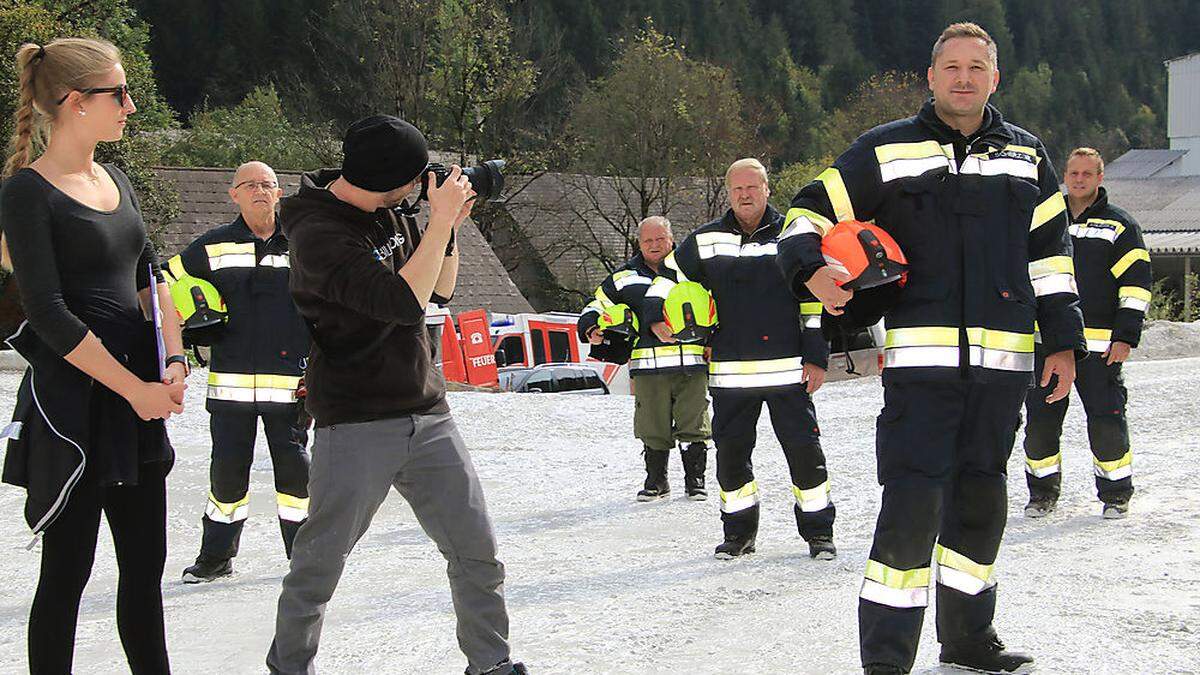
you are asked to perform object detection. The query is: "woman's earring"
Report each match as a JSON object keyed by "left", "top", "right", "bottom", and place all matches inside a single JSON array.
[{"left": 78, "top": 109, "right": 86, "bottom": 116}]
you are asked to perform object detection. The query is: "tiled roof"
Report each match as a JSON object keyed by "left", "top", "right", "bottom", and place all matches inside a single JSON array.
[
  {"left": 1144, "top": 231, "right": 1200, "bottom": 255},
  {"left": 1101, "top": 177, "right": 1200, "bottom": 234},
  {"left": 1104, "top": 149, "right": 1188, "bottom": 178},
  {"left": 153, "top": 166, "right": 532, "bottom": 314},
  {"left": 500, "top": 172, "right": 724, "bottom": 296}
]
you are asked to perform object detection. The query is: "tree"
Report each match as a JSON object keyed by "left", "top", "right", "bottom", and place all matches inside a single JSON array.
[
  {"left": 284, "top": 0, "right": 535, "bottom": 163},
  {"left": 819, "top": 71, "right": 929, "bottom": 157},
  {"left": 426, "top": 0, "right": 536, "bottom": 163},
  {"left": 160, "top": 84, "right": 340, "bottom": 170},
  {"left": 560, "top": 24, "right": 747, "bottom": 275},
  {"left": 0, "top": 0, "right": 178, "bottom": 241}
]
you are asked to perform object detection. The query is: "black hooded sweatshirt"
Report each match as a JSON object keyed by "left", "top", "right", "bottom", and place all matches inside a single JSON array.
[{"left": 282, "top": 169, "right": 448, "bottom": 426}]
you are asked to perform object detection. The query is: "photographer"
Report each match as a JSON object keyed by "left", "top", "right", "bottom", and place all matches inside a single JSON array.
[{"left": 266, "top": 115, "right": 524, "bottom": 675}]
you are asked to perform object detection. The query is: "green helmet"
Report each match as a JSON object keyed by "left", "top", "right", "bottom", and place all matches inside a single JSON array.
[
  {"left": 597, "top": 303, "right": 639, "bottom": 340},
  {"left": 169, "top": 274, "right": 227, "bottom": 347},
  {"left": 663, "top": 281, "right": 717, "bottom": 343}
]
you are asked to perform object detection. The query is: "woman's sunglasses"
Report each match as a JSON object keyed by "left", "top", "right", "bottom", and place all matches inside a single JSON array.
[{"left": 56, "top": 84, "right": 130, "bottom": 106}]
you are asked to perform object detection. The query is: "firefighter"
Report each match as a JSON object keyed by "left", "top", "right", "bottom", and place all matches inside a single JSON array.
[
  {"left": 776, "top": 23, "right": 1085, "bottom": 674},
  {"left": 577, "top": 217, "right": 712, "bottom": 501},
  {"left": 167, "top": 161, "right": 312, "bottom": 583},
  {"left": 1023, "top": 148, "right": 1151, "bottom": 520},
  {"left": 644, "top": 159, "right": 837, "bottom": 561}
]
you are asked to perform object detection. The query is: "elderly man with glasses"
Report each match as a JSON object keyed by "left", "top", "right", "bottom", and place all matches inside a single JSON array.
[{"left": 164, "top": 161, "right": 313, "bottom": 583}]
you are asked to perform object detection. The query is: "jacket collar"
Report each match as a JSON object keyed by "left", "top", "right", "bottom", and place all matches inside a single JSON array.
[
  {"left": 916, "top": 99, "right": 1014, "bottom": 150},
  {"left": 1072, "top": 186, "right": 1110, "bottom": 223},
  {"left": 230, "top": 214, "right": 282, "bottom": 242},
  {"left": 720, "top": 205, "right": 782, "bottom": 239}
]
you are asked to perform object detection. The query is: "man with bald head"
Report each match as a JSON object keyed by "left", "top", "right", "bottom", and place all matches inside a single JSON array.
[
  {"left": 165, "top": 160, "right": 312, "bottom": 583},
  {"left": 578, "top": 216, "right": 712, "bottom": 502}
]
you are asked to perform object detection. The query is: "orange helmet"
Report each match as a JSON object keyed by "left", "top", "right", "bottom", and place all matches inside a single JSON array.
[{"left": 820, "top": 221, "right": 908, "bottom": 291}]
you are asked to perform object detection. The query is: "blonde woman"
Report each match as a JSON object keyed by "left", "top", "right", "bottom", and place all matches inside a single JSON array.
[{"left": 0, "top": 37, "right": 186, "bottom": 674}]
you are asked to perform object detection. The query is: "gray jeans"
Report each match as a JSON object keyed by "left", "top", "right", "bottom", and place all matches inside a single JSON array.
[{"left": 266, "top": 413, "right": 510, "bottom": 674}]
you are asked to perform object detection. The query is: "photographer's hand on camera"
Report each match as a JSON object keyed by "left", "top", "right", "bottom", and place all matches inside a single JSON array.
[
  {"left": 396, "top": 165, "right": 471, "bottom": 307},
  {"left": 427, "top": 165, "right": 473, "bottom": 232}
]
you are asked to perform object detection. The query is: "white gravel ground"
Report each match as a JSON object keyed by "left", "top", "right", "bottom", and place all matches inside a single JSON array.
[{"left": 0, "top": 355, "right": 1198, "bottom": 674}]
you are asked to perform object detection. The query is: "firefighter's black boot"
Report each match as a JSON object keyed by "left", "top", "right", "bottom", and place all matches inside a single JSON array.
[
  {"left": 681, "top": 441, "right": 708, "bottom": 501},
  {"left": 1102, "top": 496, "right": 1130, "bottom": 519},
  {"left": 181, "top": 555, "right": 233, "bottom": 584},
  {"left": 1024, "top": 471, "right": 1060, "bottom": 519},
  {"left": 636, "top": 447, "right": 671, "bottom": 502},
  {"left": 715, "top": 503, "right": 758, "bottom": 559},
  {"left": 863, "top": 665, "right": 905, "bottom": 675},
  {"left": 280, "top": 518, "right": 304, "bottom": 559},
  {"left": 939, "top": 636, "right": 1034, "bottom": 674}
]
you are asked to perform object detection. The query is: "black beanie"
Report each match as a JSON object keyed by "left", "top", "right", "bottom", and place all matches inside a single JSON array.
[{"left": 341, "top": 115, "right": 429, "bottom": 193}]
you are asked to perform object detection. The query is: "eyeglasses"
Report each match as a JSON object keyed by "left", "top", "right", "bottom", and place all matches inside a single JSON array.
[
  {"left": 56, "top": 84, "right": 130, "bottom": 106},
  {"left": 234, "top": 180, "right": 279, "bottom": 191}
]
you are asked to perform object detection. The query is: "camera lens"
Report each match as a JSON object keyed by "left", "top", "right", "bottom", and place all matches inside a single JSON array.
[{"left": 463, "top": 160, "right": 505, "bottom": 202}]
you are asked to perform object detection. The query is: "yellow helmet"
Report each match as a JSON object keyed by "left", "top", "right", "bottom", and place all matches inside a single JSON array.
[
  {"left": 597, "top": 303, "right": 639, "bottom": 340},
  {"left": 663, "top": 281, "right": 717, "bottom": 342},
  {"left": 169, "top": 274, "right": 227, "bottom": 346}
]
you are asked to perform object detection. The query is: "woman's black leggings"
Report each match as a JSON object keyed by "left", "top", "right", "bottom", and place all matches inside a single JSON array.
[{"left": 28, "top": 460, "right": 171, "bottom": 674}]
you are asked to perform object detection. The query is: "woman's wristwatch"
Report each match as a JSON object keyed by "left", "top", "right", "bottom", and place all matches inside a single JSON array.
[{"left": 165, "top": 354, "right": 190, "bottom": 376}]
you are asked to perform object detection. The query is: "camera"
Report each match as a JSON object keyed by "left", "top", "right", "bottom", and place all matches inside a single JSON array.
[{"left": 420, "top": 159, "right": 506, "bottom": 203}]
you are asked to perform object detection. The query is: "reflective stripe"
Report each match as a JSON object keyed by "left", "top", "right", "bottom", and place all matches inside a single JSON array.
[
  {"left": 934, "top": 544, "right": 995, "bottom": 595},
  {"left": 205, "top": 242, "right": 257, "bottom": 270},
  {"left": 860, "top": 560, "right": 930, "bottom": 609},
  {"left": 613, "top": 272, "right": 653, "bottom": 290},
  {"left": 260, "top": 254, "right": 290, "bottom": 268},
  {"left": 1111, "top": 248, "right": 1150, "bottom": 278},
  {"left": 1004, "top": 144, "right": 1039, "bottom": 159},
  {"left": 884, "top": 327, "right": 1033, "bottom": 371},
  {"left": 663, "top": 251, "right": 689, "bottom": 282},
  {"left": 630, "top": 345, "right": 707, "bottom": 371},
  {"left": 875, "top": 140, "right": 952, "bottom": 183},
  {"left": 959, "top": 155, "right": 1038, "bottom": 180},
  {"left": 696, "top": 232, "right": 741, "bottom": 246},
  {"left": 1031, "top": 193, "right": 1066, "bottom": 231},
  {"left": 875, "top": 140, "right": 946, "bottom": 164},
  {"left": 1085, "top": 327, "right": 1113, "bottom": 353},
  {"left": 166, "top": 255, "right": 187, "bottom": 282},
  {"left": 206, "top": 491, "right": 250, "bottom": 524},
  {"left": 1032, "top": 273, "right": 1078, "bottom": 297},
  {"left": 792, "top": 481, "right": 831, "bottom": 512},
  {"left": 1118, "top": 286, "right": 1151, "bottom": 312},
  {"left": 594, "top": 287, "right": 615, "bottom": 308},
  {"left": 1025, "top": 452, "right": 1062, "bottom": 478},
  {"left": 709, "top": 356, "right": 807, "bottom": 389},
  {"left": 1029, "top": 257, "right": 1078, "bottom": 297},
  {"left": 1069, "top": 220, "right": 1123, "bottom": 243},
  {"left": 208, "top": 372, "right": 302, "bottom": 403},
  {"left": 277, "top": 492, "right": 309, "bottom": 522},
  {"left": 1094, "top": 450, "right": 1132, "bottom": 481},
  {"left": 719, "top": 481, "right": 759, "bottom": 514},
  {"left": 885, "top": 326, "right": 1033, "bottom": 352},
  {"left": 817, "top": 167, "right": 856, "bottom": 223},
  {"left": 646, "top": 276, "right": 675, "bottom": 300},
  {"left": 1029, "top": 255, "right": 1074, "bottom": 279},
  {"left": 885, "top": 326, "right": 958, "bottom": 348},
  {"left": 782, "top": 207, "right": 834, "bottom": 238},
  {"left": 801, "top": 302, "right": 823, "bottom": 329},
  {"left": 697, "top": 238, "right": 778, "bottom": 260}
]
